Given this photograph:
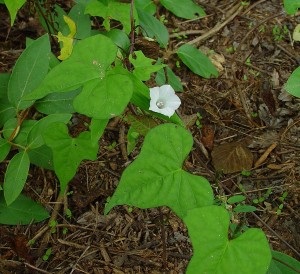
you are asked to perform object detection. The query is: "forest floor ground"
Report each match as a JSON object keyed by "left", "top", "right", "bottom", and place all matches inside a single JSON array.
[{"left": 0, "top": 0, "right": 299, "bottom": 273}]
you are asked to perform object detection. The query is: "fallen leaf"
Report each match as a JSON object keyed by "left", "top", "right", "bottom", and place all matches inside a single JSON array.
[
  {"left": 211, "top": 142, "right": 253, "bottom": 174},
  {"left": 201, "top": 124, "right": 214, "bottom": 150}
]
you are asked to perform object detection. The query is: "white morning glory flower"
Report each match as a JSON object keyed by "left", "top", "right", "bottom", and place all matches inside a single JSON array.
[{"left": 149, "top": 85, "right": 181, "bottom": 118}]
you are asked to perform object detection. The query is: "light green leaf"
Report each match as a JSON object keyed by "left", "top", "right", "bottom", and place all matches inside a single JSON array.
[
  {"left": 227, "top": 195, "right": 246, "bottom": 204},
  {"left": 105, "top": 124, "right": 213, "bottom": 218},
  {"left": 25, "top": 34, "right": 117, "bottom": 101},
  {"left": 27, "top": 114, "right": 72, "bottom": 149},
  {"left": 73, "top": 70, "right": 133, "bottom": 119},
  {"left": 4, "top": 151, "right": 30, "bottom": 205},
  {"left": 267, "top": 250, "right": 300, "bottom": 274},
  {"left": 283, "top": 0, "right": 300, "bottom": 14},
  {"left": 4, "top": 0, "right": 26, "bottom": 26},
  {"left": 44, "top": 123, "right": 99, "bottom": 193},
  {"left": 8, "top": 34, "right": 50, "bottom": 110},
  {"left": 285, "top": 67, "right": 300, "bottom": 98},
  {"left": 0, "top": 138, "right": 11, "bottom": 162},
  {"left": 0, "top": 193, "right": 49, "bottom": 225},
  {"left": 184, "top": 206, "right": 272, "bottom": 274},
  {"left": 130, "top": 51, "right": 165, "bottom": 81},
  {"left": 137, "top": 8, "right": 169, "bottom": 48},
  {"left": 35, "top": 89, "right": 80, "bottom": 114},
  {"left": 160, "top": 0, "right": 205, "bottom": 19},
  {"left": 177, "top": 44, "right": 218, "bottom": 78},
  {"left": 85, "top": 0, "right": 136, "bottom": 34}
]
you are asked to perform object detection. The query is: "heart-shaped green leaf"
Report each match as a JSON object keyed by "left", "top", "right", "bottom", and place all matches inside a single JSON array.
[
  {"left": 25, "top": 34, "right": 117, "bottom": 101},
  {"left": 105, "top": 124, "right": 213, "bottom": 218},
  {"left": 184, "top": 206, "right": 271, "bottom": 274},
  {"left": 44, "top": 123, "right": 99, "bottom": 193},
  {"left": 73, "top": 70, "right": 133, "bottom": 119}
]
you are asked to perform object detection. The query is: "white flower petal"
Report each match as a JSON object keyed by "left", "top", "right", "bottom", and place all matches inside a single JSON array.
[
  {"left": 148, "top": 85, "right": 181, "bottom": 118},
  {"left": 149, "top": 87, "right": 160, "bottom": 101}
]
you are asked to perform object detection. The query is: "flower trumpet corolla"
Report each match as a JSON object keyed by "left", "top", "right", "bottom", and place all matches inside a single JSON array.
[{"left": 149, "top": 85, "right": 181, "bottom": 118}]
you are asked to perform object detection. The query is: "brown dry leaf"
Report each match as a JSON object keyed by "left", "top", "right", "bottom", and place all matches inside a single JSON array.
[
  {"left": 211, "top": 142, "right": 253, "bottom": 174},
  {"left": 201, "top": 124, "right": 214, "bottom": 150},
  {"left": 181, "top": 113, "right": 198, "bottom": 128},
  {"left": 199, "top": 46, "right": 225, "bottom": 72}
]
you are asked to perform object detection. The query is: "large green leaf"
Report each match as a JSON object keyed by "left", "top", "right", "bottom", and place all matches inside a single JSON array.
[
  {"left": 25, "top": 34, "right": 117, "bottom": 101},
  {"left": 4, "top": 151, "right": 30, "bottom": 205},
  {"left": 4, "top": 0, "right": 26, "bottom": 26},
  {"left": 105, "top": 124, "right": 213, "bottom": 218},
  {"left": 285, "top": 67, "right": 300, "bottom": 98},
  {"left": 73, "top": 70, "right": 133, "bottom": 119},
  {"left": 85, "top": 0, "right": 136, "bottom": 34},
  {"left": 137, "top": 8, "right": 169, "bottom": 48},
  {"left": 177, "top": 44, "right": 218, "bottom": 78},
  {"left": 160, "top": 0, "right": 205, "bottom": 19},
  {"left": 184, "top": 206, "right": 271, "bottom": 274},
  {"left": 155, "top": 63, "right": 183, "bottom": 92},
  {"left": 8, "top": 34, "right": 50, "bottom": 110},
  {"left": 43, "top": 123, "right": 99, "bottom": 193},
  {"left": 0, "top": 74, "right": 15, "bottom": 127},
  {"left": 0, "top": 193, "right": 49, "bottom": 225}
]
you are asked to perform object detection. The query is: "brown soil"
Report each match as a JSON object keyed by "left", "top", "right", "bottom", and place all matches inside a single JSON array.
[{"left": 0, "top": 0, "right": 300, "bottom": 273}]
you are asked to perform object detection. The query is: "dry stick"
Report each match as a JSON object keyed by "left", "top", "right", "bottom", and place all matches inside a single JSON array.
[
  {"left": 158, "top": 208, "right": 168, "bottom": 269},
  {"left": 36, "top": 190, "right": 66, "bottom": 256},
  {"left": 24, "top": 262, "right": 52, "bottom": 274},
  {"left": 187, "top": 4, "right": 244, "bottom": 46}
]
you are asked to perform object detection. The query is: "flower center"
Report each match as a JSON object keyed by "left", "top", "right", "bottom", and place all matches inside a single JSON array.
[{"left": 156, "top": 99, "right": 165, "bottom": 109}]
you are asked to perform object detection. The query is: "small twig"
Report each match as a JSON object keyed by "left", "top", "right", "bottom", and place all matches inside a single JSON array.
[
  {"left": 158, "top": 208, "right": 167, "bottom": 269},
  {"left": 24, "top": 262, "right": 51, "bottom": 274},
  {"left": 188, "top": 4, "right": 244, "bottom": 46},
  {"left": 119, "top": 124, "right": 128, "bottom": 160}
]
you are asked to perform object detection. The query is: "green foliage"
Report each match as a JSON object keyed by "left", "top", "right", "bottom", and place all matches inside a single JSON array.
[
  {"left": 8, "top": 34, "right": 50, "bottom": 111},
  {"left": 283, "top": 0, "right": 300, "bottom": 14},
  {"left": 137, "top": 8, "right": 169, "bottom": 48},
  {"left": 3, "top": 0, "right": 26, "bottom": 26},
  {"left": 105, "top": 124, "right": 214, "bottom": 218},
  {"left": 184, "top": 206, "right": 271, "bottom": 274},
  {"left": 85, "top": 0, "right": 136, "bottom": 34},
  {"left": 285, "top": 67, "right": 300, "bottom": 98},
  {"left": 160, "top": 0, "right": 205, "bottom": 19},
  {"left": 0, "top": 193, "right": 49, "bottom": 225},
  {"left": 267, "top": 250, "right": 300, "bottom": 273},
  {"left": 177, "top": 44, "right": 219, "bottom": 78}
]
